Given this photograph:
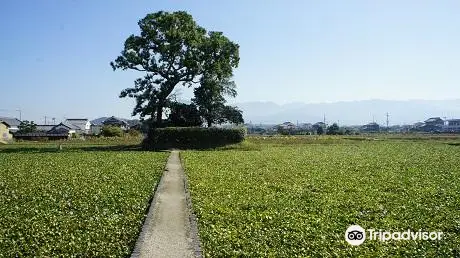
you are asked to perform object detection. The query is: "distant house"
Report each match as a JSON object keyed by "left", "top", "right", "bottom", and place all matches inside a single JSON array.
[
  {"left": 62, "top": 122, "right": 80, "bottom": 133},
  {"left": 48, "top": 123, "right": 76, "bottom": 135},
  {"left": 90, "top": 116, "right": 136, "bottom": 135},
  {"left": 90, "top": 124, "right": 103, "bottom": 135},
  {"left": 424, "top": 117, "right": 444, "bottom": 127},
  {"left": 361, "top": 122, "right": 380, "bottom": 133},
  {"left": 0, "top": 117, "right": 21, "bottom": 133},
  {"left": 299, "top": 123, "right": 313, "bottom": 130},
  {"left": 36, "top": 123, "right": 78, "bottom": 134},
  {"left": 36, "top": 125, "right": 55, "bottom": 132},
  {"left": 89, "top": 117, "right": 106, "bottom": 135},
  {"left": 14, "top": 123, "right": 75, "bottom": 140},
  {"left": 0, "top": 121, "right": 13, "bottom": 143},
  {"left": 102, "top": 116, "right": 129, "bottom": 131},
  {"left": 445, "top": 119, "right": 460, "bottom": 133},
  {"left": 64, "top": 119, "right": 91, "bottom": 134},
  {"left": 413, "top": 117, "right": 445, "bottom": 133}
]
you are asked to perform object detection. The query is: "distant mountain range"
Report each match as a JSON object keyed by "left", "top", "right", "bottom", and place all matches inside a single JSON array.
[{"left": 236, "top": 99, "right": 460, "bottom": 125}]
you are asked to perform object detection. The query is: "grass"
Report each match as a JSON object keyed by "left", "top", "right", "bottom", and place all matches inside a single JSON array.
[
  {"left": 182, "top": 139, "right": 460, "bottom": 257},
  {"left": 0, "top": 145, "right": 168, "bottom": 257}
]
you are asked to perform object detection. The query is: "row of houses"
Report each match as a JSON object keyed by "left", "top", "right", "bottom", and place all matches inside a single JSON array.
[
  {"left": 272, "top": 121, "right": 376, "bottom": 134},
  {"left": 0, "top": 116, "right": 138, "bottom": 142},
  {"left": 411, "top": 117, "right": 460, "bottom": 133},
  {"left": 246, "top": 116, "right": 460, "bottom": 135}
]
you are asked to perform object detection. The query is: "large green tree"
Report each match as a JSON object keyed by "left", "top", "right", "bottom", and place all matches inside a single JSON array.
[
  {"left": 111, "top": 11, "right": 240, "bottom": 128},
  {"left": 192, "top": 31, "right": 241, "bottom": 127}
]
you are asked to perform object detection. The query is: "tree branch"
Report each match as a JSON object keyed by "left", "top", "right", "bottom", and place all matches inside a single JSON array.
[{"left": 130, "top": 66, "right": 146, "bottom": 72}]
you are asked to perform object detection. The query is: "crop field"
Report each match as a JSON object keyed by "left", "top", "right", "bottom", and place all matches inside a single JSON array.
[
  {"left": 0, "top": 146, "right": 168, "bottom": 257},
  {"left": 183, "top": 140, "right": 460, "bottom": 257}
]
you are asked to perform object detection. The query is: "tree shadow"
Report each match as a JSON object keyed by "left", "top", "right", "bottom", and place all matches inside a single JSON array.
[
  {"left": 78, "top": 144, "right": 145, "bottom": 152},
  {"left": 0, "top": 144, "right": 170, "bottom": 154},
  {"left": 0, "top": 147, "right": 62, "bottom": 154}
]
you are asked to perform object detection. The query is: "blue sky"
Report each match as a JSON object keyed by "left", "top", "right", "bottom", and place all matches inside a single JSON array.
[{"left": 1, "top": 0, "right": 459, "bottom": 123}]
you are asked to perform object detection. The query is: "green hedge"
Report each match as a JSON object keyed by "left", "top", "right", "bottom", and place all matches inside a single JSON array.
[{"left": 142, "top": 127, "right": 246, "bottom": 150}]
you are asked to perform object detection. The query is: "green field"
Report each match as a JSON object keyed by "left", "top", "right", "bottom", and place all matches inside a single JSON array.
[
  {"left": 0, "top": 142, "right": 168, "bottom": 257},
  {"left": 183, "top": 138, "right": 460, "bottom": 257},
  {"left": 1, "top": 136, "right": 459, "bottom": 257}
]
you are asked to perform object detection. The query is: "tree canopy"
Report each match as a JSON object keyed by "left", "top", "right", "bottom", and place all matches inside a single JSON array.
[
  {"left": 111, "top": 11, "right": 242, "bottom": 128},
  {"left": 166, "top": 102, "right": 202, "bottom": 127},
  {"left": 17, "top": 121, "right": 37, "bottom": 134},
  {"left": 316, "top": 126, "right": 324, "bottom": 135},
  {"left": 326, "top": 123, "right": 340, "bottom": 135}
]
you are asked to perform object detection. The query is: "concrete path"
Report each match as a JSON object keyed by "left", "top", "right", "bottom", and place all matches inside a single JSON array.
[{"left": 131, "top": 150, "right": 200, "bottom": 258}]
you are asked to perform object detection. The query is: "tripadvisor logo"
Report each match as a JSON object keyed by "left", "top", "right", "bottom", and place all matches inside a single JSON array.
[
  {"left": 345, "top": 225, "right": 366, "bottom": 246},
  {"left": 345, "top": 225, "right": 443, "bottom": 246}
]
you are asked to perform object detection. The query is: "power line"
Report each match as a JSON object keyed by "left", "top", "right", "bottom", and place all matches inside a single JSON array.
[{"left": 0, "top": 109, "right": 22, "bottom": 120}]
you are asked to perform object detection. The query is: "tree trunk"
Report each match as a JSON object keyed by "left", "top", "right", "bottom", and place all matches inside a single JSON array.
[
  {"left": 207, "top": 120, "right": 212, "bottom": 127},
  {"left": 156, "top": 105, "right": 163, "bottom": 127}
]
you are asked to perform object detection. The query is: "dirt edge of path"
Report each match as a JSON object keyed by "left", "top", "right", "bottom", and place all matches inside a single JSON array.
[{"left": 180, "top": 151, "right": 203, "bottom": 258}]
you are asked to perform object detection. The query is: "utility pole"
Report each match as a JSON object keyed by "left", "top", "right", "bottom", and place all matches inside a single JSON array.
[
  {"left": 0, "top": 109, "right": 22, "bottom": 120},
  {"left": 323, "top": 114, "right": 326, "bottom": 125},
  {"left": 386, "top": 112, "right": 389, "bottom": 128},
  {"left": 52, "top": 117, "right": 56, "bottom": 125},
  {"left": 44, "top": 116, "right": 47, "bottom": 125},
  {"left": 16, "top": 109, "right": 22, "bottom": 121}
]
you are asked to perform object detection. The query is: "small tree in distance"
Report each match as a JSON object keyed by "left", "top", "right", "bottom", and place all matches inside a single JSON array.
[
  {"left": 17, "top": 121, "right": 37, "bottom": 134},
  {"left": 317, "top": 126, "right": 324, "bottom": 135},
  {"left": 326, "top": 123, "right": 340, "bottom": 135}
]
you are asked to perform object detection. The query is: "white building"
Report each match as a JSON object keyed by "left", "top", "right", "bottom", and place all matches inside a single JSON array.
[
  {"left": 445, "top": 119, "right": 460, "bottom": 132},
  {"left": 64, "top": 119, "right": 91, "bottom": 134}
]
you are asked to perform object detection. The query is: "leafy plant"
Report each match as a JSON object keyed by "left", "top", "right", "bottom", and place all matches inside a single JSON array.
[
  {"left": 0, "top": 149, "right": 168, "bottom": 256},
  {"left": 183, "top": 140, "right": 460, "bottom": 257}
]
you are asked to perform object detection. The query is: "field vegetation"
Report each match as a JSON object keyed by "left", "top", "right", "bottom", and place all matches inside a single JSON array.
[
  {"left": 0, "top": 142, "right": 168, "bottom": 257},
  {"left": 1, "top": 135, "right": 459, "bottom": 256},
  {"left": 183, "top": 137, "right": 460, "bottom": 257}
]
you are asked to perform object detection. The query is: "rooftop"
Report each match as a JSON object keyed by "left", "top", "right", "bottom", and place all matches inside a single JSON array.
[
  {"left": 36, "top": 125, "right": 55, "bottom": 132},
  {"left": 424, "top": 117, "right": 443, "bottom": 123},
  {"left": 0, "top": 117, "right": 21, "bottom": 127},
  {"left": 65, "top": 118, "right": 88, "bottom": 121}
]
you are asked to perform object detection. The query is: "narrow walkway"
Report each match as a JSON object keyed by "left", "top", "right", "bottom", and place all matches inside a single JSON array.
[{"left": 131, "top": 150, "right": 198, "bottom": 258}]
